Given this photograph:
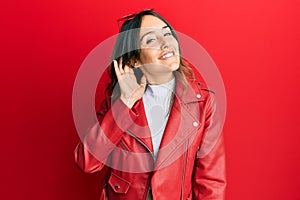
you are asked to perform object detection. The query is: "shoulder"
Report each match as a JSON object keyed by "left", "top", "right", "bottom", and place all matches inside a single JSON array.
[
  {"left": 184, "top": 70, "right": 214, "bottom": 103},
  {"left": 181, "top": 58, "right": 215, "bottom": 100}
]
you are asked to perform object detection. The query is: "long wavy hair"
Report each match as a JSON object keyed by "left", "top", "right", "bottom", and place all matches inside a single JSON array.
[{"left": 108, "top": 10, "right": 194, "bottom": 102}]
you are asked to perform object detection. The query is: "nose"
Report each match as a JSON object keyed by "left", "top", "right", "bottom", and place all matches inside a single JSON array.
[{"left": 160, "top": 37, "right": 170, "bottom": 49}]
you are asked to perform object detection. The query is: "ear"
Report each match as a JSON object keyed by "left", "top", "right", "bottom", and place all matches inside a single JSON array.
[{"left": 133, "top": 59, "right": 142, "bottom": 68}]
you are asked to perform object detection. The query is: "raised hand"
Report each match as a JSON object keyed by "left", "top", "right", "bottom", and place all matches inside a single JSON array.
[{"left": 113, "top": 58, "right": 146, "bottom": 109}]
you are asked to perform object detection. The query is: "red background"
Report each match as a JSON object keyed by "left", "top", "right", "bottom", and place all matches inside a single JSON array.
[{"left": 1, "top": 0, "right": 300, "bottom": 199}]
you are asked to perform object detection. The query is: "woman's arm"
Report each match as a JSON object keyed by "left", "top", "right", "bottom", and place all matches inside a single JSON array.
[
  {"left": 74, "top": 59, "right": 146, "bottom": 173},
  {"left": 74, "top": 93, "right": 143, "bottom": 173}
]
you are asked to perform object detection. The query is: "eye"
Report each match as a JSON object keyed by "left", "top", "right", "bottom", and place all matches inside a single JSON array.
[
  {"left": 146, "top": 38, "right": 156, "bottom": 44},
  {"left": 164, "top": 32, "right": 172, "bottom": 37}
]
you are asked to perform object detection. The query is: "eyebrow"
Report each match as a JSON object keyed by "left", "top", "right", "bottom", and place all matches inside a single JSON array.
[{"left": 140, "top": 25, "right": 170, "bottom": 41}]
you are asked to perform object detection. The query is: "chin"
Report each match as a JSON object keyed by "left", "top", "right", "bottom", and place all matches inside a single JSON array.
[{"left": 170, "top": 61, "right": 180, "bottom": 71}]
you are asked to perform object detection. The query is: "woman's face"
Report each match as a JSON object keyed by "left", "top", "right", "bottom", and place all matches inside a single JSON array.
[{"left": 137, "top": 15, "right": 180, "bottom": 80}]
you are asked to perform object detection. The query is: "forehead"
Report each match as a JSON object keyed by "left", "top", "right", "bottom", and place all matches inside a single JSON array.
[{"left": 140, "top": 15, "right": 168, "bottom": 32}]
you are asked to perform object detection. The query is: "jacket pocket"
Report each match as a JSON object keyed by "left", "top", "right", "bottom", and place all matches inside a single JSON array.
[{"left": 108, "top": 173, "right": 131, "bottom": 194}]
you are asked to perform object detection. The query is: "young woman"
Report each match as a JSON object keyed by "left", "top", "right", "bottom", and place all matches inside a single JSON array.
[{"left": 75, "top": 10, "right": 226, "bottom": 200}]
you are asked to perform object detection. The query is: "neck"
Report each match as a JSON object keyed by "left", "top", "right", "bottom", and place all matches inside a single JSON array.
[{"left": 147, "top": 73, "right": 174, "bottom": 85}]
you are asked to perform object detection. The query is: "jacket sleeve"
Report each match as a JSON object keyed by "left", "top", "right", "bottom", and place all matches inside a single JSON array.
[
  {"left": 192, "top": 93, "right": 227, "bottom": 199},
  {"left": 74, "top": 95, "right": 142, "bottom": 173}
]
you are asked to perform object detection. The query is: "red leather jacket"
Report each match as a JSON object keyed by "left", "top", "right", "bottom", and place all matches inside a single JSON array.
[{"left": 74, "top": 73, "right": 226, "bottom": 200}]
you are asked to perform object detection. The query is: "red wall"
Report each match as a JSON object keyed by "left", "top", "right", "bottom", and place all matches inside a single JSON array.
[{"left": 1, "top": 0, "right": 300, "bottom": 199}]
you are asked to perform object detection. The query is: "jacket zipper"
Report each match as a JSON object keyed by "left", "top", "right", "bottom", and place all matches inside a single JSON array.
[
  {"left": 119, "top": 140, "right": 129, "bottom": 154},
  {"left": 181, "top": 140, "right": 188, "bottom": 200},
  {"left": 145, "top": 171, "right": 154, "bottom": 200}
]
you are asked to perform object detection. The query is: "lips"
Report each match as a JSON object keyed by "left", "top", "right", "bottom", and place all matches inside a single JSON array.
[{"left": 159, "top": 51, "right": 175, "bottom": 60}]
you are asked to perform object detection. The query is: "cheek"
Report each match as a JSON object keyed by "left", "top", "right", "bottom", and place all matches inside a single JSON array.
[
  {"left": 173, "top": 41, "right": 180, "bottom": 52},
  {"left": 167, "top": 37, "right": 179, "bottom": 50},
  {"left": 140, "top": 49, "right": 159, "bottom": 63}
]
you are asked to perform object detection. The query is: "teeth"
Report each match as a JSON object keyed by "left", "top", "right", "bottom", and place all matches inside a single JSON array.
[{"left": 162, "top": 52, "right": 173, "bottom": 59}]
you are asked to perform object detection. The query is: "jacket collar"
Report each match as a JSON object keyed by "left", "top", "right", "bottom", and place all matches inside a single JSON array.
[
  {"left": 175, "top": 73, "right": 206, "bottom": 103},
  {"left": 126, "top": 74, "right": 205, "bottom": 157}
]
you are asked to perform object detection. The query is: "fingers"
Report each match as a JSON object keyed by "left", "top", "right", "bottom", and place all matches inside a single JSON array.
[
  {"left": 113, "top": 58, "right": 135, "bottom": 79},
  {"left": 119, "top": 57, "right": 124, "bottom": 74},
  {"left": 129, "top": 67, "right": 134, "bottom": 74},
  {"left": 113, "top": 60, "right": 121, "bottom": 77},
  {"left": 124, "top": 65, "right": 130, "bottom": 73},
  {"left": 113, "top": 58, "right": 126, "bottom": 78}
]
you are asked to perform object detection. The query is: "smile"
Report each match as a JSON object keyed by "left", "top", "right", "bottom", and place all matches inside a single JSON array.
[{"left": 160, "top": 51, "right": 175, "bottom": 60}]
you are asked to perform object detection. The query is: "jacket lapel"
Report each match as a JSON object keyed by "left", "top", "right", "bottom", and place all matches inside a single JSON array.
[
  {"left": 154, "top": 76, "right": 203, "bottom": 169},
  {"left": 125, "top": 76, "right": 205, "bottom": 161},
  {"left": 127, "top": 99, "right": 154, "bottom": 153}
]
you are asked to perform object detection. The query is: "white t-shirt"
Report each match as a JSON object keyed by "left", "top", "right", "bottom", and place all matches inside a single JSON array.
[{"left": 142, "top": 78, "right": 175, "bottom": 162}]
